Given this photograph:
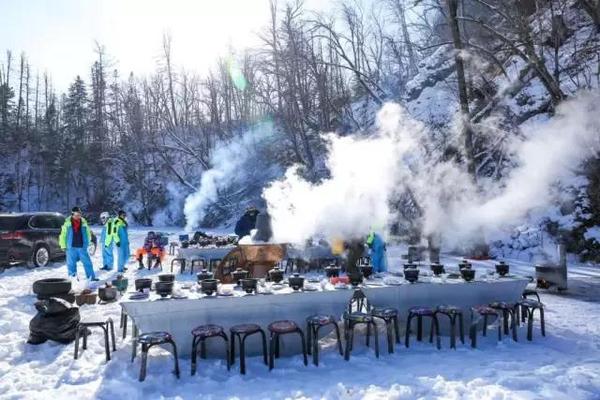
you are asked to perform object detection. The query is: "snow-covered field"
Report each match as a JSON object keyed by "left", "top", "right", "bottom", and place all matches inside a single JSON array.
[{"left": 1, "top": 228, "right": 599, "bottom": 400}]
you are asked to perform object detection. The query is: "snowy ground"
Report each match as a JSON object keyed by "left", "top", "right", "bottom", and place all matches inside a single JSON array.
[{"left": 0, "top": 228, "right": 599, "bottom": 400}]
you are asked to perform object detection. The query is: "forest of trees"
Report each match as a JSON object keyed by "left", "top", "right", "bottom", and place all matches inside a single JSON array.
[{"left": 1, "top": 0, "right": 599, "bottom": 228}]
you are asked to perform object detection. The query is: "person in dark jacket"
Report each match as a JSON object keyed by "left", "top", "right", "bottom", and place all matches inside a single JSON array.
[{"left": 234, "top": 206, "right": 259, "bottom": 238}]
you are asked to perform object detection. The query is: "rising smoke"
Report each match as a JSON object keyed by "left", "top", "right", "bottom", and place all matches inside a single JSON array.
[
  {"left": 263, "top": 92, "right": 600, "bottom": 247},
  {"left": 183, "top": 122, "right": 277, "bottom": 231}
]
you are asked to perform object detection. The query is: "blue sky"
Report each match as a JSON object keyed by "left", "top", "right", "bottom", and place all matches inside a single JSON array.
[{"left": 0, "top": 0, "right": 333, "bottom": 91}]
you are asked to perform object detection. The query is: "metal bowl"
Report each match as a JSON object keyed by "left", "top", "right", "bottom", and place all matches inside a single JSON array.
[
  {"left": 135, "top": 278, "right": 153, "bottom": 292},
  {"left": 111, "top": 277, "right": 129, "bottom": 293},
  {"left": 460, "top": 268, "right": 475, "bottom": 282},
  {"left": 268, "top": 267, "right": 284, "bottom": 283},
  {"left": 359, "top": 265, "right": 373, "bottom": 279},
  {"left": 349, "top": 273, "right": 364, "bottom": 287},
  {"left": 98, "top": 286, "right": 117, "bottom": 302},
  {"left": 200, "top": 279, "right": 218, "bottom": 296},
  {"left": 495, "top": 262, "right": 509, "bottom": 276},
  {"left": 325, "top": 265, "right": 341, "bottom": 278},
  {"left": 241, "top": 278, "right": 258, "bottom": 294},
  {"left": 404, "top": 268, "right": 419, "bottom": 283},
  {"left": 288, "top": 273, "right": 305, "bottom": 291},
  {"left": 158, "top": 274, "right": 175, "bottom": 282},
  {"left": 430, "top": 263, "right": 445, "bottom": 276},
  {"left": 154, "top": 281, "right": 174, "bottom": 297}
]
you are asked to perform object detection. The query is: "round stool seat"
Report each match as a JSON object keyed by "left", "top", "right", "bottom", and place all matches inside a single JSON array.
[
  {"left": 268, "top": 320, "right": 299, "bottom": 333},
  {"left": 138, "top": 331, "right": 172, "bottom": 344},
  {"left": 409, "top": 306, "right": 435, "bottom": 316},
  {"left": 192, "top": 324, "right": 224, "bottom": 338},
  {"left": 472, "top": 305, "right": 498, "bottom": 315},
  {"left": 490, "top": 301, "right": 515, "bottom": 310},
  {"left": 519, "top": 299, "right": 543, "bottom": 308},
  {"left": 437, "top": 305, "right": 462, "bottom": 314},
  {"left": 344, "top": 312, "right": 374, "bottom": 323},
  {"left": 230, "top": 323, "right": 261, "bottom": 334},
  {"left": 307, "top": 315, "right": 336, "bottom": 325},
  {"left": 371, "top": 307, "right": 398, "bottom": 318}
]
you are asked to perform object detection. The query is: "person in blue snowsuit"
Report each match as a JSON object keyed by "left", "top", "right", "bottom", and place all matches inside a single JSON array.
[
  {"left": 99, "top": 211, "right": 115, "bottom": 271},
  {"left": 59, "top": 206, "right": 98, "bottom": 281},
  {"left": 366, "top": 232, "right": 388, "bottom": 273},
  {"left": 113, "top": 210, "right": 130, "bottom": 272}
]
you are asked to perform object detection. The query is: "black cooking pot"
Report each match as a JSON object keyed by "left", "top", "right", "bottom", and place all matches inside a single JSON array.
[
  {"left": 232, "top": 268, "right": 249, "bottom": 285},
  {"left": 430, "top": 263, "right": 445, "bottom": 276},
  {"left": 404, "top": 268, "right": 419, "bottom": 283},
  {"left": 158, "top": 274, "right": 175, "bottom": 283},
  {"left": 155, "top": 281, "right": 174, "bottom": 297},
  {"left": 196, "top": 269, "right": 214, "bottom": 282},
  {"left": 460, "top": 268, "right": 475, "bottom": 282},
  {"left": 288, "top": 273, "right": 305, "bottom": 291},
  {"left": 241, "top": 278, "right": 258, "bottom": 294},
  {"left": 349, "top": 273, "right": 364, "bottom": 287},
  {"left": 325, "top": 265, "right": 341, "bottom": 278},
  {"left": 200, "top": 279, "right": 218, "bottom": 296},
  {"left": 112, "top": 277, "right": 129, "bottom": 293},
  {"left": 135, "top": 278, "right": 153, "bottom": 292},
  {"left": 359, "top": 265, "right": 373, "bottom": 279},
  {"left": 268, "top": 267, "right": 284, "bottom": 283},
  {"left": 181, "top": 240, "right": 190, "bottom": 249},
  {"left": 495, "top": 262, "right": 509, "bottom": 276},
  {"left": 98, "top": 286, "right": 118, "bottom": 302}
]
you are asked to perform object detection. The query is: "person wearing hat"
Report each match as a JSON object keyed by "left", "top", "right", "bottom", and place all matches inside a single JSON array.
[
  {"left": 59, "top": 207, "right": 98, "bottom": 281},
  {"left": 234, "top": 206, "right": 259, "bottom": 239},
  {"left": 112, "top": 210, "right": 130, "bottom": 272},
  {"left": 99, "top": 212, "right": 116, "bottom": 271}
]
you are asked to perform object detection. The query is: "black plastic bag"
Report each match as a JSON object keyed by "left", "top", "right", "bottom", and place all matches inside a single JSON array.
[{"left": 28, "top": 298, "right": 81, "bottom": 344}]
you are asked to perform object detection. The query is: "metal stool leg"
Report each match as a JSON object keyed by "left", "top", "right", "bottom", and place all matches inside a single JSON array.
[
  {"left": 298, "top": 329, "right": 308, "bottom": 366},
  {"left": 109, "top": 319, "right": 116, "bottom": 352},
  {"left": 170, "top": 340, "right": 180, "bottom": 378},
  {"left": 191, "top": 336, "right": 199, "bottom": 375},
  {"left": 139, "top": 343, "right": 148, "bottom": 382},
  {"left": 74, "top": 324, "right": 81, "bottom": 359},
  {"left": 333, "top": 322, "right": 343, "bottom": 355}
]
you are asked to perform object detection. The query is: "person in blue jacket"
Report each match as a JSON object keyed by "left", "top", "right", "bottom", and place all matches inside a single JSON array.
[
  {"left": 112, "top": 210, "right": 130, "bottom": 272},
  {"left": 366, "top": 231, "right": 388, "bottom": 273},
  {"left": 99, "top": 212, "right": 115, "bottom": 271},
  {"left": 59, "top": 206, "right": 98, "bottom": 281}
]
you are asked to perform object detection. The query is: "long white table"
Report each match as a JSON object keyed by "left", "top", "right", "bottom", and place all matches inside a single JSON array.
[{"left": 122, "top": 275, "right": 529, "bottom": 358}]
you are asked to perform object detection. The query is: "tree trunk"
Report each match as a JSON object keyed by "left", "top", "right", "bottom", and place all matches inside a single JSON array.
[{"left": 446, "top": 0, "right": 475, "bottom": 176}]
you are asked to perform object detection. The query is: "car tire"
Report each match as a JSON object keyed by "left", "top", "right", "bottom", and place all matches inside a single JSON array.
[
  {"left": 36, "top": 290, "right": 76, "bottom": 304},
  {"left": 31, "top": 245, "right": 51, "bottom": 268},
  {"left": 32, "top": 278, "right": 72, "bottom": 297}
]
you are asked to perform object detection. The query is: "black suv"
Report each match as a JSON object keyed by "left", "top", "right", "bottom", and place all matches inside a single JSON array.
[{"left": 0, "top": 212, "right": 97, "bottom": 269}]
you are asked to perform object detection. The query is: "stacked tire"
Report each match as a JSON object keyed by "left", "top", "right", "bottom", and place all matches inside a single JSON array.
[
  {"left": 29, "top": 278, "right": 80, "bottom": 344},
  {"left": 32, "top": 278, "right": 75, "bottom": 304}
]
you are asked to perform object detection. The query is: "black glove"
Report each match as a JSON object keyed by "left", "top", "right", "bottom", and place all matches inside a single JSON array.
[{"left": 116, "top": 242, "right": 121, "bottom": 247}]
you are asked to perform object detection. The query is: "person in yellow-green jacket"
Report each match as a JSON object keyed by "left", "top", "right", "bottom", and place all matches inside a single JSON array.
[
  {"left": 112, "top": 210, "right": 130, "bottom": 272},
  {"left": 59, "top": 206, "right": 98, "bottom": 281},
  {"left": 99, "top": 212, "right": 116, "bottom": 271},
  {"left": 366, "top": 231, "right": 387, "bottom": 273}
]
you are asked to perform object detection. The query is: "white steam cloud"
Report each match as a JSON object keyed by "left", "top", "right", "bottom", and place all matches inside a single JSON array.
[
  {"left": 184, "top": 123, "right": 274, "bottom": 230},
  {"left": 264, "top": 92, "right": 600, "bottom": 247}
]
